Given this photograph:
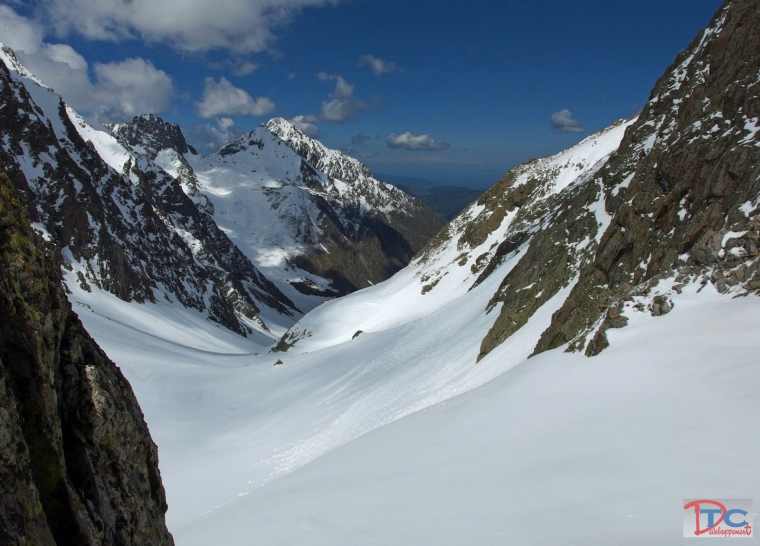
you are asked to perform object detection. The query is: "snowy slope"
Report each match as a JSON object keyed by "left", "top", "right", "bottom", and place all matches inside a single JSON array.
[
  {"left": 74, "top": 248, "right": 760, "bottom": 544},
  {"left": 69, "top": 115, "right": 646, "bottom": 534},
  {"left": 175, "top": 283, "right": 760, "bottom": 545},
  {"left": 184, "top": 125, "right": 336, "bottom": 319},
  {"left": 71, "top": 234, "right": 521, "bottom": 528},
  {"left": 281, "top": 118, "right": 635, "bottom": 353}
]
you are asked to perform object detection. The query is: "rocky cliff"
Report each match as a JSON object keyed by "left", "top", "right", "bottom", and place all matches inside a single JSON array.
[
  {"left": 0, "top": 167, "right": 172, "bottom": 545},
  {"left": 533, "top": 0, "right": 760, "bottom": 356},
  {"left": 475, "top": 0, "right": 760, "bottom": 359}
]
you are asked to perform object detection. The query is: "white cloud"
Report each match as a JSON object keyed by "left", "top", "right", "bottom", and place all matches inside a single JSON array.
[
  {"left": 550, "top": 109, "right": 585, "bottom": 133},
  {"left": 39, "top": 0, "right": 345, "bottom": 54},
  {"left": 0, "top": 6, "right": 174, "bottom": 122},
  {"left": 232, "top": 61, "right": 259, "bottom": 76},
  {"left": 290, "top": 115, "right": 320, "bottom": 138},
  {"left": 358, "top": 54, "right": 403, "bottom": 76},
  {"left": 0, "top": 5, "right": 43, "bottom": 52},
  {"left": 217, "top": 117, "right": 235, "bottom": 131},
  {"left": 316, "top": 72, "right": 366, "bottom": 123},
  {"left": 42, "top": 43, "right": 87, "bottom": 70},
  {"left": 196, "top": 77, "right": 275, "bottom": 118},
  {"left": 92, "top": 58, "right": 174, "bottom": 120},
  {"left": 386, "top": 132, "right": 450, "bottom": 151}
]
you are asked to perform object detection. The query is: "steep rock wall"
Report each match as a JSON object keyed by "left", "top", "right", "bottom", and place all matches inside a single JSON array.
[{"left": 0, "top": 167, "right": 172, "bottom": 545}]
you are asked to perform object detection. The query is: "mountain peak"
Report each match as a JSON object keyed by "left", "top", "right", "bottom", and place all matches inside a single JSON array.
[
  {"left": 265, "top": 117, "right": 307, "bottom": 141},
  {"left": 113, "top": 113, "right": 192, "bottom": 156},
  {"left": 0, "top": 43, "right": 46, "bottom": 87},
  {"left": 265, "top": 117, "right": 374, "bottom": 184}
]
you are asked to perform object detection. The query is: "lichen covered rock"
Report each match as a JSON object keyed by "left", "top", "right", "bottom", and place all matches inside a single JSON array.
[{"left": 0, "top": 166, "right": 172, "bottom": 544}]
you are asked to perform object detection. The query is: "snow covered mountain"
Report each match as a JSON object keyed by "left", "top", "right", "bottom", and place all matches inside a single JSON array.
[
  {"left": 0, "top": 45, "right": 298, "bottom": 339},
  {"left": 3, "top": 0, "right": 760, "bottom": 543},
  {"left": 0, "top": 47, "right": 443, "bottom": 338},
  {"left": 108, "top": 115, "right": 444, "bottom": 323}
]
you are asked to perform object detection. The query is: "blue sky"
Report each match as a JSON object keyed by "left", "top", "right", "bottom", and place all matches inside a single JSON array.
[{"left": 2, "top": 0, "right": 723, "bottom": 186}]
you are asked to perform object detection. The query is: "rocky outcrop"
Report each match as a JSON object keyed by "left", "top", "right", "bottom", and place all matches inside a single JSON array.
[
  {"left": 110, "top": 114, "right": 193, "bottom": 158},
  {"left": 476, "top": 0, "right": 760, "bottom": 360},
  {"left": 532, "top": 0, "right": 760, "bottom": 356},
  {"left": 0, "top": 167, "right": 172, "bottom": 545},
  {"left": 476, "top": 167, "right": 611, "bottom": 360}
]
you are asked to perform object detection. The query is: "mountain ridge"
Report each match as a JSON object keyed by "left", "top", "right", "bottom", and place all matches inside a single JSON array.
[
  {"left": 278, "top": 0, "right": 759, "bottom": 365},
  {"left": 118, "top": 114, "right": 446, "bottom": 323},
  {"left": 0, "top": 45, "right": 294, "bottom": 338},
  {"left": 0, "top": 45, "right": 445, "bottom": 339}
]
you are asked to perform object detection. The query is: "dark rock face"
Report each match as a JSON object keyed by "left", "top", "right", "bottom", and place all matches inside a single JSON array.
[
  {"left": 111, "top": 114, "right": 191, "bottom": 157},
  {"left": 476, "top": 169, "right": 608, "bottom": 360},
  {"left": 477, "top": 0, "right": 760, "bottom": 360},
  {"left": 533, "top": 0, "right": 760, "bottom": 356},
  {"left": 0, "top": 168, "right": 172, "bottom": 545},
  {"left": 292, "top": 197, "right": 447, "bottom": 292}
]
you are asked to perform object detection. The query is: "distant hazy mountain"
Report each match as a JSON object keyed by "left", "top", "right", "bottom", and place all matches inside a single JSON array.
[{"left": 375, "top": 173, "right": 486, "bottom": 220}]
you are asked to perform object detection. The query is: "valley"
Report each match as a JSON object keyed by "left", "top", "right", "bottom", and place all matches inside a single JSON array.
[{"left": 0, "top": 0, "right": 758, "bottom": 543}]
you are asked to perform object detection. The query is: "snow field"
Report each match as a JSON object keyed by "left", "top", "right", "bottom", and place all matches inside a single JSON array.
[{"left": 174, "top": 282, "right": 760, "bottom": 545}]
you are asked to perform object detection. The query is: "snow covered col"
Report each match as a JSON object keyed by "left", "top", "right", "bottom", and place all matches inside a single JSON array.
[{"left": 683, "top": 499, "right": 753, "bottom": 537}]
